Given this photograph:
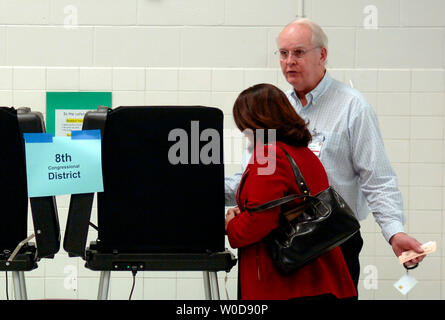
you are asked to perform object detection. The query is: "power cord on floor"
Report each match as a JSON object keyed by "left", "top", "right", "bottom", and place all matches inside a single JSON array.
[{"left": 129, "top": 266, "right": 138, "bottom": 300}]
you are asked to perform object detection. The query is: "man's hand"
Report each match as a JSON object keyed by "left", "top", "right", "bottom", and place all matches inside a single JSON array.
[
  {"left": 390, "top": 232, "right": 425, "bottom": 266},
  {"left": 225, "top": 206, "right": 241, "bottom": 231}
]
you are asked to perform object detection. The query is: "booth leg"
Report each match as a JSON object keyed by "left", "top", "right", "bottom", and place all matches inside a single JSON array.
[
  {"left": 12, "top": 271, "right": 26, "bottom": 300},
  {"left": 203, "top": 271, "right": 211, "bottom": 300},
  {"left": 209, "top": 272, "right": 220, "bottom": 300},
  {"left": 18, "top": 271, "right": 28, "bottom": 300},
  {"left": 97, "top": 271, "right": 111, "bottom": 300}
]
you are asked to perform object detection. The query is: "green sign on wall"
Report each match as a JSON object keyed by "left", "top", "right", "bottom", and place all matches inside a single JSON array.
[{"left": 46, "top": 92, "right": 112, "bottom": 136}]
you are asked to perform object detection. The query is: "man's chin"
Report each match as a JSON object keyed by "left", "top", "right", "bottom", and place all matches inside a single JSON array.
[{"left": 286, "top": 78, "right": 303, "bottom": 89}]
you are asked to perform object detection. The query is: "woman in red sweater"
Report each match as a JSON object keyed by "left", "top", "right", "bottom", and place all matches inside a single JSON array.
[{"left": 225, "top": 83, "right": 357, "bottom": 300}]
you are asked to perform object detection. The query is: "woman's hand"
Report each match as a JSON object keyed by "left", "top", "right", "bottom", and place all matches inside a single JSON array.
[{"left": 225, "top": 206, "right": 241, "bottom": 231}]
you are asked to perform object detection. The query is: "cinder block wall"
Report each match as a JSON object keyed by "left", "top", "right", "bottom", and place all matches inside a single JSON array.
[{"left": 0, "top": 0, "right": 443, "bottom": 300}]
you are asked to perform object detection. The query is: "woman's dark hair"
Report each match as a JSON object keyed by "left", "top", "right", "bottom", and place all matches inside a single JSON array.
[{"left": 233, "top": 83, "right": 311, "bottom": 147}]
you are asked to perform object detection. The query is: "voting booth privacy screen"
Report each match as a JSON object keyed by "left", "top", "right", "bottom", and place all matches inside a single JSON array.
[
  {"left": 0, "top": 107, "right": 60, "bottom": 259},
  {"left": 0, "top": 107, "right": 28, "bottom": 251},
  {"left": 84, "top": 106, "right": 225, "bottom": 254}
]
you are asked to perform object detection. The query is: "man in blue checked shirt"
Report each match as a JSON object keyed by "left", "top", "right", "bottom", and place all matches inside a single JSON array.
[{"left": 225, "top": 18, "right": 425, "bottom": 295}]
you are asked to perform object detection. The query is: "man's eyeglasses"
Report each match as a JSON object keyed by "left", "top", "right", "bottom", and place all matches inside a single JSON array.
[{"left": 275, "top": 47, "right": 320, "bottom": 60}]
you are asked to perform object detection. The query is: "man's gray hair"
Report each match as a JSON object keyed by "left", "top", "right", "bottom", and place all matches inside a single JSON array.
[{"left": 284, "top": 18, "right": 329, "bottom": 49}]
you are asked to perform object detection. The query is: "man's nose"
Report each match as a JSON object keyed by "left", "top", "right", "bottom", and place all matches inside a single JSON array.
[{"left": 285, "top": 55, "right": 298, "bottom": 64}]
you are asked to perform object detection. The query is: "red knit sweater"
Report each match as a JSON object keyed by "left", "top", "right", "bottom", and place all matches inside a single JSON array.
[{"left": 227, "top": 141, "right": 357, "bottom": 300}]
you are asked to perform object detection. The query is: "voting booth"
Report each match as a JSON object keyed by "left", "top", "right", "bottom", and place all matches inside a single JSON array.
[
  {"left": 63, "top": 106, "right": 236, "bottom": 300},
  {"left": 0, "top": 107, "right": 60, "bottom": 300}
]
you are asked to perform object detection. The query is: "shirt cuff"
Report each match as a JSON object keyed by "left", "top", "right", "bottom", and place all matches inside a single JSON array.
[
  {"left": 381, "top": 220, "right": 405, "bottom": 243},
  {"left": 224, "top": 174, "right": 241, "bottom": 206}
]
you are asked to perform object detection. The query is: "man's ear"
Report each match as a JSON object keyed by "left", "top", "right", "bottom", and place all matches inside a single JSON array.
[{"left": 319, "top": 47, "right": 328, "bottom": 65}]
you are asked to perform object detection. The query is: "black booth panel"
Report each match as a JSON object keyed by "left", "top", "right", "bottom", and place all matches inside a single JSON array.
[
  {"left": 16, "top": 109, "right": 61, "bottom": 258},
  {"left": 96, "top": 106, "right": 225, "bottom": 253},
  {"left": 0, "top": 108, "right": 28, "bottom": 251}
]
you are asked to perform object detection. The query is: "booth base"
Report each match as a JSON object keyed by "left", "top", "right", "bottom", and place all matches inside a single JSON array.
[
  {"left": 83, "top": 242, "right": 237, "bottom": 300},
  {"left": 0, "top": 244, "right": 38, "bottom": 300}
]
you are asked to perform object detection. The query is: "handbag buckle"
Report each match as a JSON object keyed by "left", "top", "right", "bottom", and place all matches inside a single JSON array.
[{"left": 312, "top": 199, "right": 331, "bottom": 220}]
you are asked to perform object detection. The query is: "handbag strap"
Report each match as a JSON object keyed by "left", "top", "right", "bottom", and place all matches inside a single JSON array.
[
  {"left": 246, "top": 193, "right": 308, "bottom": 213},
  {"left": 245, "top": 144, "right": 312, "bottom": 213},
  {"left": 277, "top": 145, "right": 311, "bottom": 196}
]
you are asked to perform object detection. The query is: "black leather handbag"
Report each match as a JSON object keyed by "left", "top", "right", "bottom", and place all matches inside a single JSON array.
[{"left": 245, "top": 146, "right": 360, "bottom": 275}]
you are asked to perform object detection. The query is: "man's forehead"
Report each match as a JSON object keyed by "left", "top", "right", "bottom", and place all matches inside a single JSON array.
[{"left": 278, "top": 23, "right": 312, "bottom": 48}]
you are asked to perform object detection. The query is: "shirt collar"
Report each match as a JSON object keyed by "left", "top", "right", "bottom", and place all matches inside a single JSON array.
[{"left": 289, "top": 71, "right": 332, "bottom": 108}]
